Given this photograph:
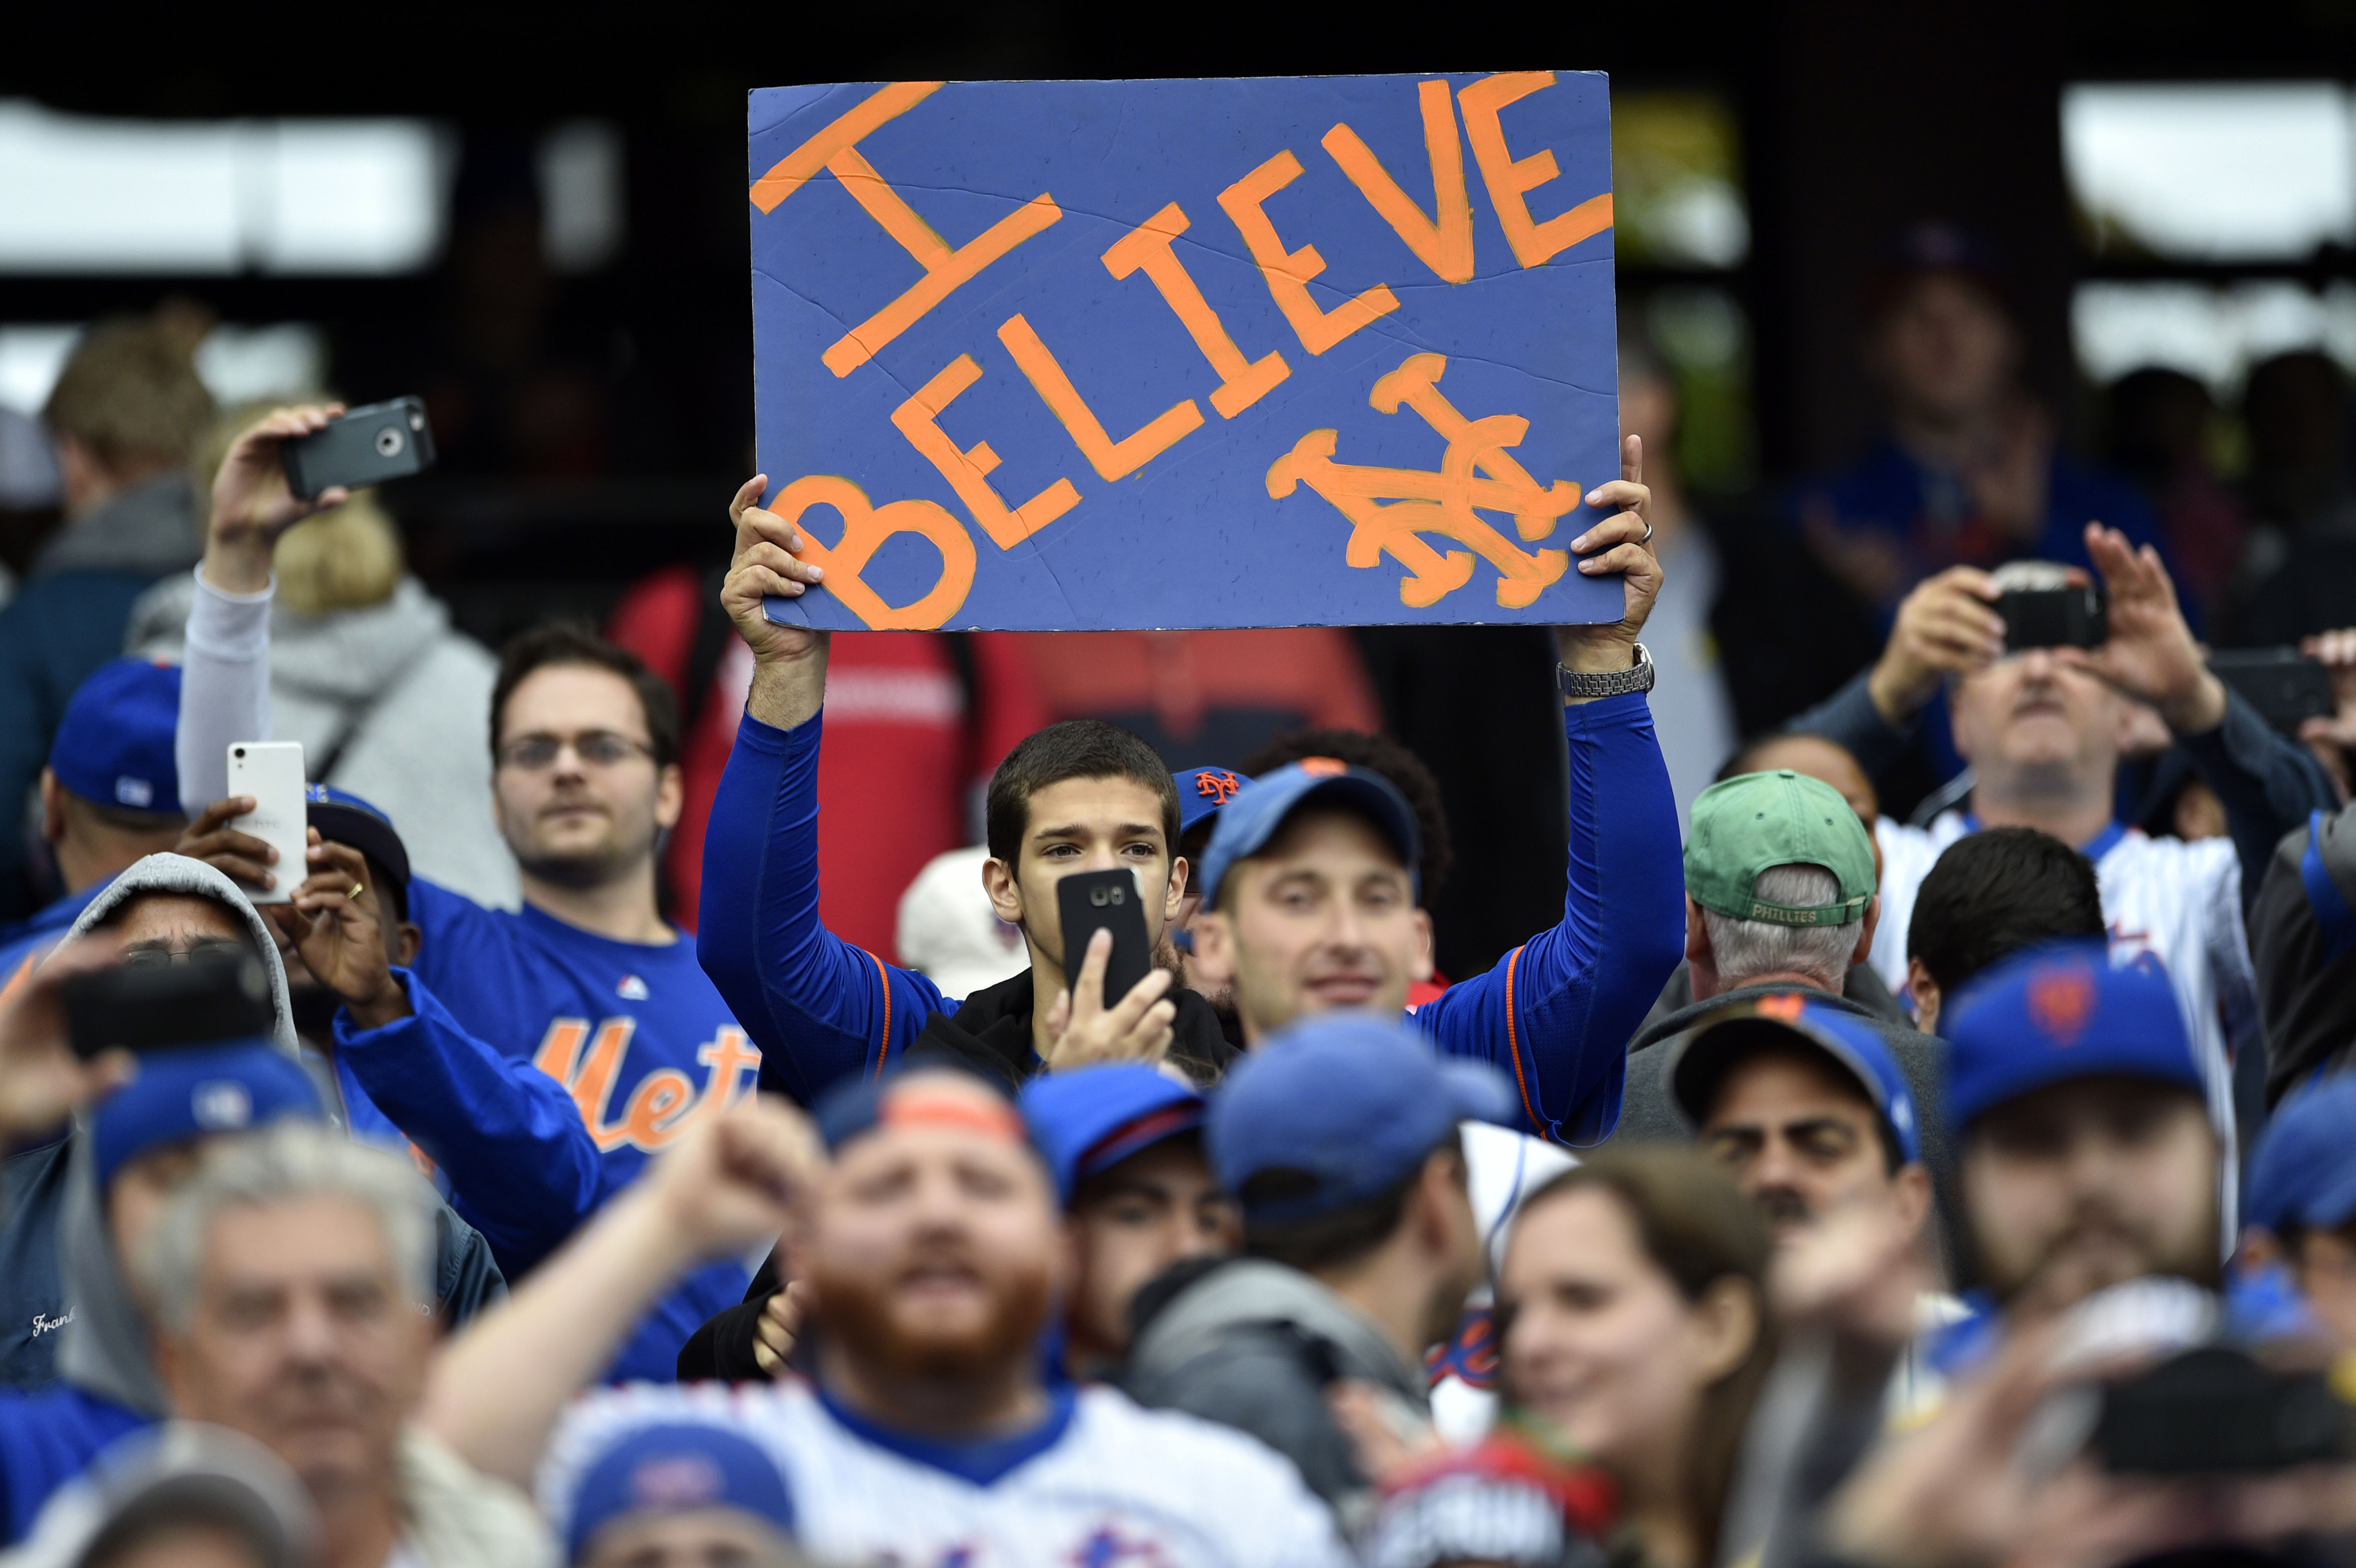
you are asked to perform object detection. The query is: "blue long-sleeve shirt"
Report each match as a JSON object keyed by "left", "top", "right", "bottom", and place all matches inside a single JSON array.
[{"left": 698, "top": 693, "right": 1685, "bottom": 1145}]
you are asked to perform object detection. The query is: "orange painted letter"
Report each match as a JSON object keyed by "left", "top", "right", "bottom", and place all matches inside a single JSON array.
[
  {"left": 1322, "top": 80, "right": 1474, "bottom": 284},
  {"left": 1457, "top": 72, "right": 1613, "bottom": 269},
  {"left": 1102, "top": 203, "right": 1290, "bottom": 419},
  {"left": 1218, "top": 151, "right": 1399, "bottom": 356},
  {"left": 891, "top": 355, "right": 1081, "bottom": 550},
  {"left": 998, "top": 315, "right": 1205, "bottom": 481},
  {"left": 770, "top": 475, "right": 977, "bottom": 630},
  {"left": 747, "top": 82, "right": 1063, "bottom": 378}
]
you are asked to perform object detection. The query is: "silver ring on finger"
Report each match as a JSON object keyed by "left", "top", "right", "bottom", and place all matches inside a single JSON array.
[{"left": 1638, "top": 520, "right": 1654, "bottom": 546}]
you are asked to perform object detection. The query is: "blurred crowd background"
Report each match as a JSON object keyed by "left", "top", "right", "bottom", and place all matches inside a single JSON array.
[{"left": 4, "top": 3, "right": 2355, "bottom": 981}]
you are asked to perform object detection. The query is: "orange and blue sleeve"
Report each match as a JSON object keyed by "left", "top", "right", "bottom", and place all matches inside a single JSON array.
[
  {"left": 697, "top": 707, "right": 947, "bottom": 1104},
  {"left": 1414, "top": 692, "right": 1685, "bottom": 1145}
]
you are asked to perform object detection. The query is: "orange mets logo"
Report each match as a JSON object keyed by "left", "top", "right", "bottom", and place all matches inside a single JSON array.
[
  {"left": 2028, "top": 966, "right": 2097, "bottom": 1047},
  {"left": 1194, "top": 770, "right": 1242, "bottom": 805},
  {"left": 532, "top": 1018, "right": 762, "bottom": 1154}
]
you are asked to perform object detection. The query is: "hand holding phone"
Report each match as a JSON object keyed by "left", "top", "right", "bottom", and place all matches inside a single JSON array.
[
  {"left": 226, "top": 742, "right": 308, "bottom": 906},
  {"left": 62, "top": 949, "right": 274, "bottom": 1059},
  {"left": 1043, "top": 869, "right": 1174, "bottom": 1070},
  {"left": 282, "top": 397, "right": 436, "bottom": 500}
]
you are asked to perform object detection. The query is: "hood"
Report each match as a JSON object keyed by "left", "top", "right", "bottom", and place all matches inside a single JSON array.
[
  {"left": 33, "top": 473, "right": 201, "bottom": 579},
  {"left": 1126, "top": 1255, "right": 1425, "bottom": 1406},
  {"left": 53, "top": 856, "right": 304, "bottom": 1413},
  {"left": 126, "top": 573, "right": 451, "bottom": 707}
]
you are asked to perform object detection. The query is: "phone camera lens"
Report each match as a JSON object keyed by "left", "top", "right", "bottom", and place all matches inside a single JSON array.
[
  {"left": 375, "top": 427, "right": 406, "bottom": 458},
  {"left": 233, "top": 747, "right": 245, "bottom": 758}
]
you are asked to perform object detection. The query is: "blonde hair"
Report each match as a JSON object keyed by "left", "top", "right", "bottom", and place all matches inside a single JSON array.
[{"left": 199, "top": 403, "right": 405, "bottom": 613}]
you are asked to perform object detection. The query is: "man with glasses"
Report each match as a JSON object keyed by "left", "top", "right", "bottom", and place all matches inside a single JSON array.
[{"left": 168, "top": 408, "right": 760, "bottom": 1383}]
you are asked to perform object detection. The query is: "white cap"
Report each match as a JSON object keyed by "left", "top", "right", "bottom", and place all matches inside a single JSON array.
[{"left": 895, "top": 845, "right": 1028, "bottom": 1002}]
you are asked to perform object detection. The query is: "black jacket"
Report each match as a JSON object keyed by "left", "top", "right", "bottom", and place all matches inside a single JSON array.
[{"left": 914, "top": 968, "right": 1237, "bottom": 1089}]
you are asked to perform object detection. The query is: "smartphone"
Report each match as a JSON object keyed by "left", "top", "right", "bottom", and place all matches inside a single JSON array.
[
  {"left": 2209, "top": 648, "right": 2335, "bottom": 733},
  {"left": 226, "top": 741, "right": 308, "bottom": 906},
  {"left": 281, "top": 397, "right": 436, "bottom": 500},
  {"left": 63, "top": 950, "right": 275, "bottom": 1058},
  {"left": 1998, "top": 582, "right": 2107, "bottom": 651},
  {"left": 1056, "top": 869, "right": 1154, "bottom": 1012},
  {"left": 2093, "top": 1346, "right": 2350, "bottom": 1474}
]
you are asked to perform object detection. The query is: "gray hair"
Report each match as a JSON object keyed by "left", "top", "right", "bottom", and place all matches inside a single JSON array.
[
  {"left": 1700, "top": 864, "right": 1861, "bottom": 991},
  {"left": 132, "top": 1122, "right": 438, "bottom": 1335}
]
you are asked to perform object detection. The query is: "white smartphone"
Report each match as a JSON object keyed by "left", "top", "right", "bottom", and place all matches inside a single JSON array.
[{"left": 226, "top": 741, "right": 308, "bottom": 906}]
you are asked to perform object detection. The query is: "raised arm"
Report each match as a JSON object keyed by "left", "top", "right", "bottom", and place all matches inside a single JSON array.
[
  {"left": 419, "top": 1097, "right": 819, "bottom": 1488},
  {"left": 1417, "top": 437, "right": 1686, "bottom": 1145},
  {"left": 1787, "top": 566, "right": 2004, "bottom": 787},
  {"left": 175, "top": 405, "right": 349, "bottom": 814},
  {"left": 695, "top": 479, "right": 947, "bottom": 1103}
]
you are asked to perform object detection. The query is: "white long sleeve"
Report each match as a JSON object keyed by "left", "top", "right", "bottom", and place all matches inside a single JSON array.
[{"left": 176, "top": 569, "right": 276, "bottom": 815}]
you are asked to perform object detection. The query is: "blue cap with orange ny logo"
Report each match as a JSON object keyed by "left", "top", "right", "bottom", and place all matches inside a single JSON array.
[
  {"left": 1175, "top": 766, "right": 1252, "bottom": 834},
  {"left": 1942, "top": 941, "right": 2203, "bottom": 1129}
]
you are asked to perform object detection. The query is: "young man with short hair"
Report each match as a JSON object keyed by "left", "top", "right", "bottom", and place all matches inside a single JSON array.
[
  {"left": 172, "top": 408, "right": 761, "bottom": 1380},
  {"left": 0, "top": 320, "right": 216, "bottom": 921},
  {"left": 421, "top": 1073, "right": 1351, "bottom": 1567},
  {"left": 1125, "top": 1015, "right": 1510, "bottom": 1524},
  {"left": 702, "top": 450, "right": 1683, "bottom": 1143},
  {"left": 1901, "top": 825, "right": 2105, "bottom": 1033}
]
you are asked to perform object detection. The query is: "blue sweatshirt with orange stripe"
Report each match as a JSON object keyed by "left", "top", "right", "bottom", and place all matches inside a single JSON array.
[{"left": 697, "top": 691, "right": 1684, "bottom": 1145}]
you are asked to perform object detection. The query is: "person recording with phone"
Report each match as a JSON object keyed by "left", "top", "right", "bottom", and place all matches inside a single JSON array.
[
  {"left": 167, "top": 406, "right": 759, "bottom": 1385},
  {"left": 697, "top": 438, "right": 1683, "bottom": 1146},
  {"left": 1788, "top": 524, "right": 2335, "bottom": 1216}
]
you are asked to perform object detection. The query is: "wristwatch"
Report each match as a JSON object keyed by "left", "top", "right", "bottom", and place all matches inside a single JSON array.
[{"left": 1556, "top": 642, "right": 1655, "bottom": 700}]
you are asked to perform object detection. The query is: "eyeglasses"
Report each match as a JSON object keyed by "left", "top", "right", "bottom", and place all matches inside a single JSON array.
[
  {"left": 496, "top": 731, "right": 658, "bottom": 771},
  {"left": 119, "top": 940, "right": 251, "bottom": 969}
]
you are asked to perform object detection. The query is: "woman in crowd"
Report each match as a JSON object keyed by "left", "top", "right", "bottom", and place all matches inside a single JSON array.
[{"left": 1496, "top": 1147, "right": 1777, "bottom": 1568}]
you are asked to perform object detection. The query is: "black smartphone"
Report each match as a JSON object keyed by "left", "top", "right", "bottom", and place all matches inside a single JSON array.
[
  {"left": 2092, "top": 1346, "right": 2350, "bottom": 1475},
  {"left": 2209, "top": 648, "right": 2335, "bottom": 733},
  {"left": 1997, "top": 582, "right": 2107, "bottom": 651},
  {"left": 1056, "top": 869, "right": 1154, "bottom": 1012},
  {"left": 281, "top": 397, "right": 437, "bottom": 500},
  {"left": 63, "top": 950, "right": 274, "bottom": 1059}
]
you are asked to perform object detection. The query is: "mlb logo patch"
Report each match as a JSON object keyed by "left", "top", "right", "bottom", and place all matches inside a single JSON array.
[
  {"left": 115, "top": 776, "right": 153, "bottom": 809},
  {"left": 617, "top": 974, "right": 650, "bottom": 1001},
  {"left": 191, "top": 1081, "right": 253, "bottom": 1131}
]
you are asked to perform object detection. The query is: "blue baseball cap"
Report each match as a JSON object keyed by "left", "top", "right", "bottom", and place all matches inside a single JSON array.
[
  {"left": 1019, "top": 1064, "right": 1205, "bottom": 1206},
  {"left": 1175, "top": 767, "right": 1251, "bottom": 836},
  {"left": 1943, "top": 943, "right": 2204, "bottom": 1130},
  {"left": 304, "top": 784, "right": 411, "bottom": 899},
  {"left": 50, "top": 658, "right": 182, "bottom": 815},
  {"left": 91, "top": 1043, "right": 323, "bottom": 1190},
  {"left": 563, "top": 1420, "right": 795, "bottom": 1564},
  {"left": 1209, "top": 1013, "right": 1514, "bottom": 1225},
  {"left": 2244, "top": 1076, "right": 2356, "bottom": 1235},
  {"left": 1666, "top": 994, "right": 1922, "bottom": 1164},
  {"left": 1197, "top": 759, "right": 1419, "bottom": 911}
]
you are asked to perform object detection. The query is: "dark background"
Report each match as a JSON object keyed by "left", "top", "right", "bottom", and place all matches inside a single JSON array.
[{"left": 5, "top": 2, "right": 2351, "bottom": 976}]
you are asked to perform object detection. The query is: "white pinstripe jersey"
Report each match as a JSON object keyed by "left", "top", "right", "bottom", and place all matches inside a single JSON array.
[{"left": 540, "top": 1379, "right": 1351, "bottom": 1568}]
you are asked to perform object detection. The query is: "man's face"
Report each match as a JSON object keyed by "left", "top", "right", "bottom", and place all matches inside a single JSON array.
[
  {"left": 1698, "top": 1046, "right": 1915, "bottom": 1243},
  {"left": 986, "top": 777, "right": 1182, "bottom": 968},
  {"left": 108, "top": 1141, "right": 205, "bottom": 1280},
  {"left": 157, "top": 1196, "right": 430, "bottom": 1499},
  {"left": 579, "top": 1507, "right": 795, "bottom": 1568},
  {"left": 1964, "top": 1076, "right": 2220, "bottom": 1311},
  {"left": 111, "top": 893, "right": 249, "bottom": 966},
  {"left": 806, "top": 1073, "right": 1064, "bottom": 1388},
  {"left": 1064, "top": 1136, "right": 1236, "bottom": 1367},
  {"left": 1950, "top": 648, "right": 2125, "bottom": 792},
  {"left": 493, "top": 664, "right": 681, "bottom": 890},
  {"left": 1199, "top": 808, "right": 1431, "bottom": 1043},
  {"left": 1874, "top": 271, "right": 2019, "bottom": 429}
]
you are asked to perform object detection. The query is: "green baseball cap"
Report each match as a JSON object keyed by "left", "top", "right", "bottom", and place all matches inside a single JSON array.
[{"left": 1684, "top": 770, "right": 1875, "bottom": 926}]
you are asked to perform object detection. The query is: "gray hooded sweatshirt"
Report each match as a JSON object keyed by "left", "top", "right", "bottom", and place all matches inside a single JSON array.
[
  {"left": 127, "top": 573, "right": 520, "bottom": 911},
  {"left": 22, "top": 855, "right": 500, "bottom": 1416},
  {"left": 1124, "top": 1256, "right": 1428, "bottom": 1529}
]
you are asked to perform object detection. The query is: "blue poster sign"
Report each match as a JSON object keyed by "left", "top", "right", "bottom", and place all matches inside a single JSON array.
[{"left": 747, "top": 72, "right": 1620, "bottom": 631}]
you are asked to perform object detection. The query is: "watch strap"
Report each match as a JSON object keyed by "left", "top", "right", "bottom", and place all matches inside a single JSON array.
[{"left": 1557, "top": 642, "right": 1655, "bottom": 699}]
